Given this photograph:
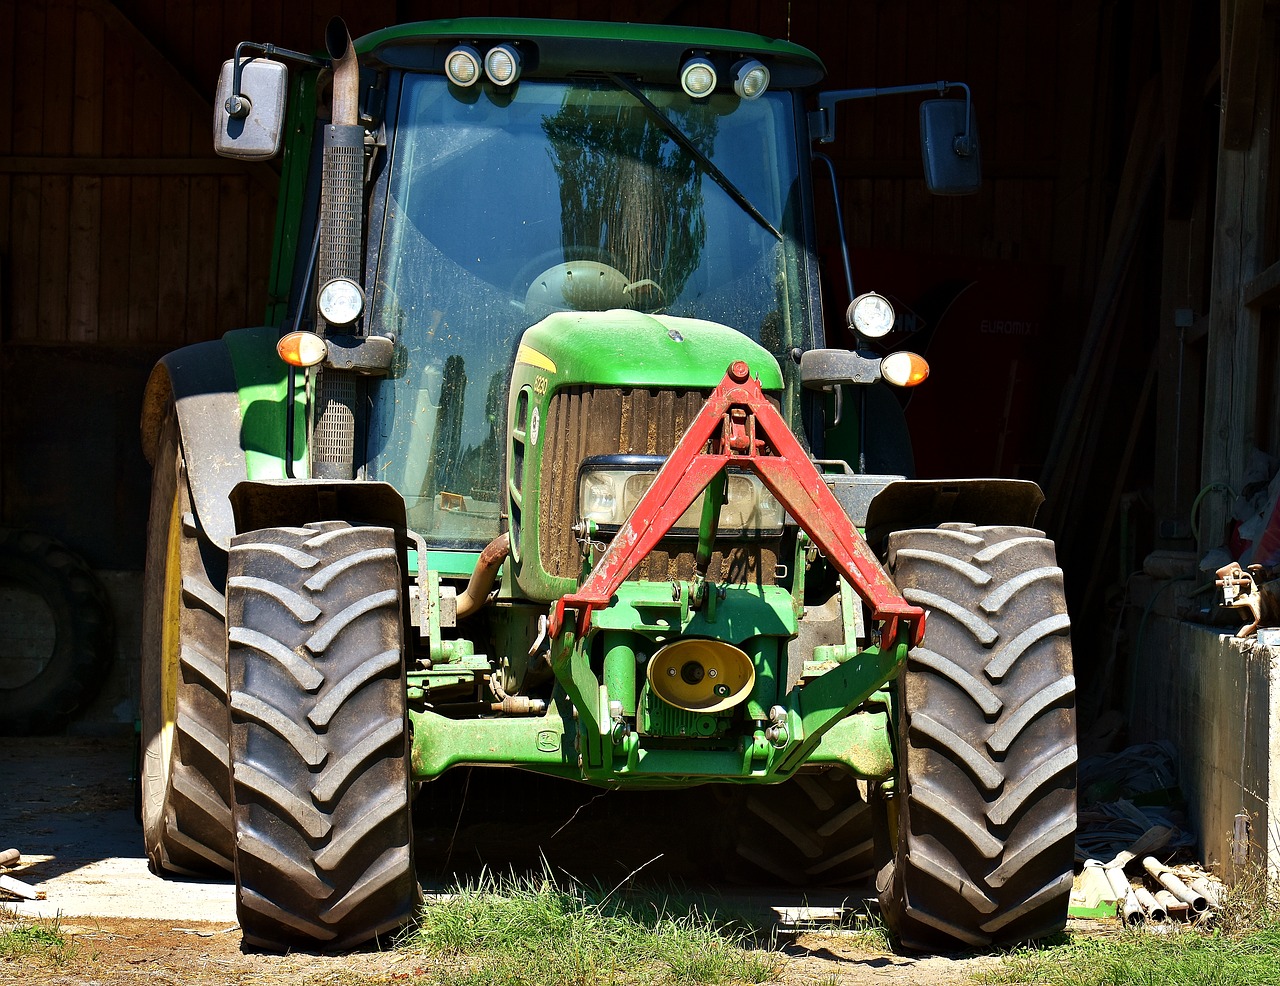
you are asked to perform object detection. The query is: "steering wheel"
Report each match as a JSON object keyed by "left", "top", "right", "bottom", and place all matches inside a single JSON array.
[{"left": 511, "top": 247, "right": 666, "bottom": 319}]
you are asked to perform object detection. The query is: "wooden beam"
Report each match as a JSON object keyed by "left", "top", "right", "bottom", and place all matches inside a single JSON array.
[
  {"left": 1040, "top": 78, "right": 1164, "bottom": 535},
  {"left": 0, "top": 156, "right": 276, "bottom": 183},
  {"left": 1160, "top": 0, "right": 1216, "bottom": 217},
  {"left": 1244, "top": 258, "right": 1280, "bottom": 308},
  {"left": 1199, "top": 13, "right": 1275, "bottom": 552},
  {"left": 1222, "top": 0, "right": 1265, "bottom": 149}
]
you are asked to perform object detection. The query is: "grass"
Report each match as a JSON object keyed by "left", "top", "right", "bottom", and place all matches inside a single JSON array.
[
  {"left": 0, "top": 910, "right": 80, "bottom": 967},
  {"left": 978, "top": 867, "right": 1280, "bottom": 986},
  {"left": 400, "top": 867, "right": 785, "bottom": 986}
]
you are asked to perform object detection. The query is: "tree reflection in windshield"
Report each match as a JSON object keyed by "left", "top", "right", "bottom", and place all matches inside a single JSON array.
[{"left": 542, "top": 91, "right": 713, "bottom": 299}]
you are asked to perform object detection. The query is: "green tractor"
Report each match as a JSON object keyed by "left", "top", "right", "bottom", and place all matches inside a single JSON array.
[{"left": 139, "top": 16, "right": 1076, "bottom": 953}]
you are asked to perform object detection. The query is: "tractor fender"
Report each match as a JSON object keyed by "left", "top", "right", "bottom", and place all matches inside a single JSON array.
[
  {"left": 863, "top": 478, "right": 1045, "bottom": 552},
  {"left": 140, "top": 340, "right": 248, "bottom": 553},
  {"left": 229, "top": 479, "right": 408, "bottom": 538}
]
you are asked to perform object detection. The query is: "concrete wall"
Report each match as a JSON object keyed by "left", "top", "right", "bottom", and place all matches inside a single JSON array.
[{"left": 1127, "top": 578, "right": 1280, "bottom": 882}]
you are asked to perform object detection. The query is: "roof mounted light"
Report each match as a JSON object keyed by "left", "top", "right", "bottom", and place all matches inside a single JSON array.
[
  {"left": 484, "top": 43, "right": 522, "bottom": 86},
  {"left": 881, "top": 351, "right": 930, "bottom": 388},
  {"left": 732, "top": 59, "right": 770, "bottom": 100},
  {"left": 847, "top": 291, "right": 896, "bottom": 339},
  {"left": 444, "top": 45, "right": 482, "bottom": 87},
  {"left": 680, "top": 56, "right": 717, "bottom": 98},
  {"left": 317, "top": 276, "right": 365, "bottom": 326},
  {"left": 277, "top": 330, "right": 327, "bottom": 368}
]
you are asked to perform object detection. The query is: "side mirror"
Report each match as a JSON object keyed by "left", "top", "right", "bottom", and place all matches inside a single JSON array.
[
  {"left": 920, "top": 98, "right": 981, "bottom": 195},
  {"left": 213, "top": 58, "right": 288, "bottom": 160}
]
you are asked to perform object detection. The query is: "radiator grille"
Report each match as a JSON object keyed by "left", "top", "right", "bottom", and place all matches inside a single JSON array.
[{"left": 538, "top": 386, "right": 779, "bottom": 584}]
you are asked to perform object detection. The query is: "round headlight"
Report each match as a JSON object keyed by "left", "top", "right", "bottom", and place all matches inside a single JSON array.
[
  {"left": 848, "top": 291, "right": 896, "bottom": 339},
  {"left": 484, "top": 44, "right": 522, "bottom": 86},
  {"left": 732, "top": 59, "right": 770, "bottom": 100},
  {"left": 317, "top": 277, "right": 365, "bottom": 326},
  {"left": 680, "top": 57, "right": 717, "bottom": 97},
  {"left": 445, "top": 45, "right": 481, "bottom": 86}
]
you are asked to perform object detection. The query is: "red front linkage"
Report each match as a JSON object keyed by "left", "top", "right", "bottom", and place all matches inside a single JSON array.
[{"left": 549, "top": 360, "right": 926, "bottom": 648}]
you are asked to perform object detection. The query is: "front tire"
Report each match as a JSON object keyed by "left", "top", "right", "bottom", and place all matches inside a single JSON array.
[
  {"left": 226, "top": 522, "right": 419, "bottom": 952},
  {"left": 880, "top": 524, "right": 1076, "bottom": 951}
]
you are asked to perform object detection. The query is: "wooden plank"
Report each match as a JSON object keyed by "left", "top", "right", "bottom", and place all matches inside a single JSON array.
[
  {"left": 38, "top": 177, "right": 71, "bottom": 340},
  {"left": 156, "top": 177, "right": 190, "bottom": 344},
  {"left": 1040, "top": 77, "right": 1163, "bottom": 532},
  {"left": 1199, "top": 13, "right": 1274, "bottom": 551},
  {"left": 11, "top": 0, "right": 45, "bottom": 155},
  {"left": 1222, "top": 0, "right": 1264, "bottom": 149},
  {"left": 161, "top": 0, "right": 192, "bottom": 158},
  {"left": 872, "top": 179, "right": 903, "bottom": 251},
  {"left": 215, "top": 176, "right": 251, "bottom": 333},
  {"left": 186, "top": 175, "right": 220, "bottom": 344},
  {"left": 97, "top": 176, "right": 132, "bottom": 343},
  {"left": 1244, "top": 258, "right": 1280, "bottom": 308},
  {"left": 9, "top": 177, "right": 42, "bottom": 342},
  {"left": 89, "top": 0, "right": 212, "bottom": 123},
  {"left": 100, "top": 19, "right": 132, "bottom": 158},
  {"left": 1050, "top": 0, "right": 1109, "bottom": 307},
  {"left": 126, "top": 176, "right": 161, "bottom": 342},
  {"left": 67, "top": 175, "right": 103, "bottom": 342},
  {"left": 0, "top": 158, "right": 278, "bottom": 186},
  {"left": 0, "top": 0, "right": 14, "bottom": 155},
  {"left": 42, "top": 0, "right": 76, "bottom": 156},
  {"left": 1152, "top": 220, "right": 1200, "bottom": 545},
  {"left": 995, "top": 0, "right": 1029, "bottom": 168},
  {"left": 72, "top": 0, "right": 105, "bottom": 157},
  {"left": 873, "top": 2, "right": 907, "bottom": 165}
]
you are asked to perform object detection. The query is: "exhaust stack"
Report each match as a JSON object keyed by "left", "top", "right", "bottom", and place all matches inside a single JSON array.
[{"left": 313, "top": 17, "right": 364, "bottom": 479}]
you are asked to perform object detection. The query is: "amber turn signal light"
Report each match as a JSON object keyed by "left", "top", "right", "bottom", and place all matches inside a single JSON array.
[
  {"left": 277, "top": 330, "right": 327, "bottom": 367},
  {"left": 881, "top": 351, "right": 930, "bottom": 387}
]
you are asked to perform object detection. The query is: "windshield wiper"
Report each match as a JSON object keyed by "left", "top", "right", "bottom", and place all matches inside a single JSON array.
[{"left": 606, "top": 73, "right": 782, "bottom": 242}]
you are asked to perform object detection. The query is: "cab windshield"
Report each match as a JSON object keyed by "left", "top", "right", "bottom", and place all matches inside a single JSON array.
[{"left": 365, "top": 73, "right": 811, "bottom": 547}]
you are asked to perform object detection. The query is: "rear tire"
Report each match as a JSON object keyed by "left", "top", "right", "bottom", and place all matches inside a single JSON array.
[
  {"left": 726, "top": 769, "right": 877, "bottom": 886},
  {"left": 880, "top": 524, "right": 1076, "bottom": 951},
  {"left": 140, "top": 408, "right": 234, "bottom": 875},
  {"left": 226, "top": 522, "right": 419, "bottom": 952}
]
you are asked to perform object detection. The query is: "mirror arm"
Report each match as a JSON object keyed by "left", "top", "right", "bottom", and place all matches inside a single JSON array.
[
  {"left": 813, "top": 153, "right": 856, "bottom": 320},
  {"left": 227, "top": 41, "right": 328, "bottom": 119},
  {"left": 813, "top": 79, "right": 971, "bottom": 147}
]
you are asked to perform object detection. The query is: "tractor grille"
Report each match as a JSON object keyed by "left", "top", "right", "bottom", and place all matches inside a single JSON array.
[{"left": 538, "top": 386, "right": 779, "bottom": 584}]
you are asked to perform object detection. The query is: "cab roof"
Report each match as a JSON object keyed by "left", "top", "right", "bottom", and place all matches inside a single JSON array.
[{"left": 359, "top": 17, "right": 826, "bottom": 90}]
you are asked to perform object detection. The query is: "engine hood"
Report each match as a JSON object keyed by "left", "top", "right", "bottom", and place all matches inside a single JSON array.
[{"left": 516, "top": 310, "right": 784, "bottom": 392}]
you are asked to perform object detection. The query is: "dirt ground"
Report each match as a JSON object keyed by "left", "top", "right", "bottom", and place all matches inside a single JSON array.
[
  {"left": 0, "top": 914, "right": 1007, "bottom": 986},
  {"left": 0, "top": 737, "right": 1017, "bottom": 985}
]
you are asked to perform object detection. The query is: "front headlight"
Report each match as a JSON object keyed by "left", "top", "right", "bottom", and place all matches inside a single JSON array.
[{"left": 578, "top": 455, "right": 785, "bottom": 535}]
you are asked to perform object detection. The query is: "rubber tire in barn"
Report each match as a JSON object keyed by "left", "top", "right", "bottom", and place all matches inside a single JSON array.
[
  {"left": 139, "top": 407, "right": 235, "bottom": 875},
  {"left": 226, "top": 522, "right": 420, "bottom": 952},
  {"left": 879, "top": 524, "right": 1077, "bottom": 950},
  {"left": 0, "top": 528, "right": 114, "bottom": 735}
]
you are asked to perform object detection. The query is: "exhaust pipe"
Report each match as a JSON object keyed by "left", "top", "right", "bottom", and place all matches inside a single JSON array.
[
  {"left": 313, "top": 17, "right": 364, "bottom": 479},
  {"left": 456, "top": 534, "right": 510, "bottom": 620}
]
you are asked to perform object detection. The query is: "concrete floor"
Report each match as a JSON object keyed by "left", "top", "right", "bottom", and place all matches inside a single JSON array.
[{"left": 0, "top": 736, "right": 858, "bottom": 930}]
